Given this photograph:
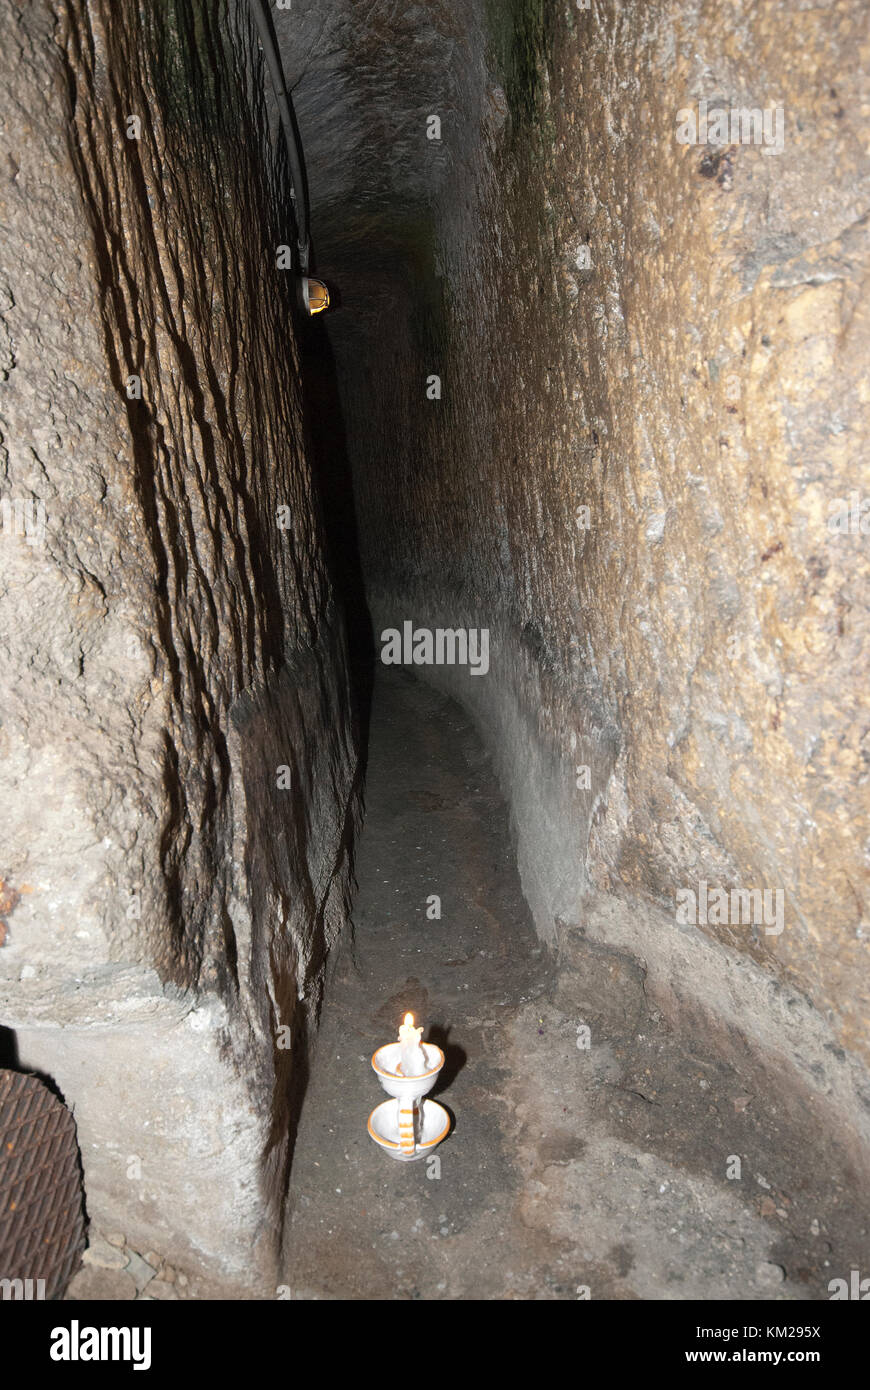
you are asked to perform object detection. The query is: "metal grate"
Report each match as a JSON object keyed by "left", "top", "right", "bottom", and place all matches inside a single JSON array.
[{"left": 0, "top": 1069, "right": 85, "bottom": 1300}]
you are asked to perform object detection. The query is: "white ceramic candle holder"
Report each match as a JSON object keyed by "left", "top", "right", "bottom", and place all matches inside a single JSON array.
[{"left": 368, "top": 1040, "right": 449, "bottom": 1161}]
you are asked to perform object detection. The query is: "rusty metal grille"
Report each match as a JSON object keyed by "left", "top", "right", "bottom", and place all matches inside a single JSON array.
[{"left": 0, "top": 1069, "right": 85, "bottom": 1300}]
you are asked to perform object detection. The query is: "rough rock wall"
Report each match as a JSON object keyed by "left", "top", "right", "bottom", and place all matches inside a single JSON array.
[
  {"left": 0, "top": 0, "right": 357, "bottom": 1288},
  {"left": 290, "top": 0, "right": 869, "bottom": 1092}
]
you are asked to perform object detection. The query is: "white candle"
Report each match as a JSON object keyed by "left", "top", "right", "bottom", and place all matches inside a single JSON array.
[{"left": 398, "top": 1012, "right": 427, "bottom": 1076}]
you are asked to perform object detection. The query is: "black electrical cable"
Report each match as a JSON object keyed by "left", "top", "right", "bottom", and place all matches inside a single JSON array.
[{"left": 248, "top": 0, "right": 310, "bottom": 273}]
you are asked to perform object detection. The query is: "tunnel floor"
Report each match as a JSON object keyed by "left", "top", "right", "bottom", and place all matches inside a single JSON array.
[
  {"left": 282, "top": 667, "right": 559, "bottom": 1298},
  {"left": 282, "top": 673, "right": 862, "bottom": 1300},
  {"left": 52, "top": 678, "right": 862, "bottom": 1303}
]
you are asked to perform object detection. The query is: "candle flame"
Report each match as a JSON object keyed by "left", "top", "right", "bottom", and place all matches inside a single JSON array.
[{"left": 398, "top": 1012, "right": 423, "bottom": 1049}]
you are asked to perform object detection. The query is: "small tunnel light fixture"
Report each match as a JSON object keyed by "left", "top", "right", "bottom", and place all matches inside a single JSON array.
[{"left": 300, "top": 276, "right": 330, "bottom": 316}]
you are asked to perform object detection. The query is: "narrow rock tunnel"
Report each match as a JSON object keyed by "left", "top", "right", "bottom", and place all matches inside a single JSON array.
[{"left": 0, "top": 0, "right": 868, "bottom": 1309}]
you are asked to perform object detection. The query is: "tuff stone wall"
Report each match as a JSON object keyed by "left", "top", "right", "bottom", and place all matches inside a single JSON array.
[
  {"left": 0, "top": 0, "right": 357, "bottom": 1288},
  {"left": 2, "top": 0, "right": 868, "bottom": 1295},
  {"left": 290, "top": 0, "right": 869, "bottom": 1097}
]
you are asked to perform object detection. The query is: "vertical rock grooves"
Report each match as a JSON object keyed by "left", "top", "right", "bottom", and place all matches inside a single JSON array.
[
  {"left": 0, "top": 0, "right": 358, "bottom": 1285},
  {"left": 60, "top": 0, "right": 361, "bottom": 1239},
  {"left": 58, "top": 0, "right": 321, "bottom": 986}
]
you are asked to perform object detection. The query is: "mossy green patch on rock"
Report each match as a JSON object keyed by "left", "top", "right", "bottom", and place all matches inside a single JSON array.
[{"left": 484, "top": 0, "right": 551, "bottom": 128}]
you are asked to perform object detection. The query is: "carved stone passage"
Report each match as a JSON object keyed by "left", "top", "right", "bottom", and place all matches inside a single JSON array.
[
  {"left": 0, "top": 0, "right": 868, "bottom": 1304},
  {"left": 0, "top": 1070, "right": 85, "bottom": 1300}
]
